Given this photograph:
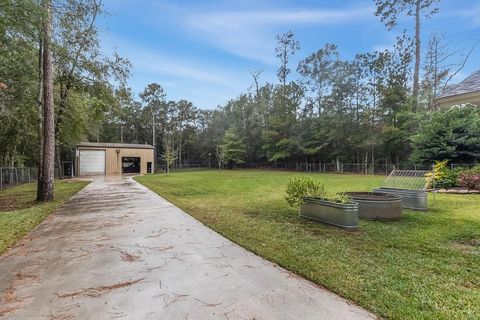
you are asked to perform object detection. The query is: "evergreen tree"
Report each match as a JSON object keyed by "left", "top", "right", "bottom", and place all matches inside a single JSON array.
[{"left": 219, "top": 128, "right": 246, "bottom": 168}]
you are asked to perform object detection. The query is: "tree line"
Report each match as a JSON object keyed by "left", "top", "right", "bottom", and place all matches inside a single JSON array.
[
  {"left": 95, "top": 0, "right": 477, "bottom": 170},
  {"left": 1, "top": 0, "right": 478, "bottom": 200}
]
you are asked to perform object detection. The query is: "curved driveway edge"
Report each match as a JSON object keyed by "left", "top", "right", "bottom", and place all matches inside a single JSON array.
[{"left": 0, "top": 176, "right": 376, "bottom": 319}]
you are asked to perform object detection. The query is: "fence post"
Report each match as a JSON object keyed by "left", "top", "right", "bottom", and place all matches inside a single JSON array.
[{"left": 432, "top": 163, "right": 436, "bottom": 207}]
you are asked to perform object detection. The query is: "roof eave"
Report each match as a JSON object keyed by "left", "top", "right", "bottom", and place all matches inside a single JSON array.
[
  {"left": 76, "top": 143, "right": 154, "bottom": 149},
  {"left": 436, "top": 90, "right": 480, "bottom": 107}
]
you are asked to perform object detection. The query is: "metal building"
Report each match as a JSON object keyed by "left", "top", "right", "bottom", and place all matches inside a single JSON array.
[{"left": 75, "top": 142, "right": 154, "bottom": 176}]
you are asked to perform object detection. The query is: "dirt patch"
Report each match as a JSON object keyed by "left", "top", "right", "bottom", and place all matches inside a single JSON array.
[
  {"left": 0, "top": 196, "right": 33, "bottom": 212},
  {"left": 15, "top": 272, "right": 38, "bottom": 284},
  {"left": 0, "top": 282, "right": 33, "bottom": 316},
  {"left": 0, "top": 306, "right": 18, "bottom": 317},
  {"left": 120, "top": 251, "right": 141, "bottom": 262},
  {"left": 3, "top": 286, "right": 17, "bottom": 303},
  {"left": 345, "top": 192, "right": 400, "bottom": 200},
  {"left": 55, "top": 278, "right": 145, "bottom": 298},
  {"left": 451, "top": 237, "right": 480, "bottom": 255}
]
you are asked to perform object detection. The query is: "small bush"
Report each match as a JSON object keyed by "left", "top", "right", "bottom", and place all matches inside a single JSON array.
[
  {"left": 425, "top": 160, "right": 461, "bottom": 188},
  {"left": 285, "top": 176, "right": 326, "bottom": 206},
  {"left": 457, "top": 165, "right": 480, "bottom": 190},
  {"left": 436, "top": 168, "right": 462, "bottom": 188}
]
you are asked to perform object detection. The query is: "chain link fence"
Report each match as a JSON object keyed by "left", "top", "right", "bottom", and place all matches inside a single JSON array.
[
  {"left": 0, "top": 167, "right": 61, "bottom": 189},
  {"left": 155, "top": 162, "right": 432, "bottom": 175}
]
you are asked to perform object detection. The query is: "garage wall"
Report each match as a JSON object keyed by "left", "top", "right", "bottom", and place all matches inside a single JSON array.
[
  {"left": 76, "top": 147, "right": 154, "bottom": 175},
  {"left": 104, "top": 148, "right": 154, "bottom": 175}
]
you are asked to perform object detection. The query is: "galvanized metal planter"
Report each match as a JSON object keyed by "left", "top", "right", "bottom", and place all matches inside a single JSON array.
[
  {"left": 345, "top": 192, "right": 402, "bottom": 220},
  {"left": 300, "top": 197, "right": 359, "bottom": 229},
  {"left": 373, "top": 187, "right": 427, "bottom": 211}
]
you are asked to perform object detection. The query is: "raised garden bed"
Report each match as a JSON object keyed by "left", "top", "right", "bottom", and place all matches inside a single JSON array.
[
  {"left": 300, "top": 197, "right": 359, "bottom": 229},
  {"left": 345, "top": 192, "right": 402, "bottom": 221},
  {"left": 373, "top": 187, "right": 427, "bottom": 211}
]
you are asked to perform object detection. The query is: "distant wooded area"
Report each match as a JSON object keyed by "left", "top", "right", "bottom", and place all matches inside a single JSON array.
[{"left": 1, "top": 0, "right": 479, "bottom": 183}]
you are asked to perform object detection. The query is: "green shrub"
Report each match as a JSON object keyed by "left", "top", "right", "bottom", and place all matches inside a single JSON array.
[
  {"left": 285, "top": 176, "right": 326, "bottom": 206},
  {"left": 425, "top": 160, "right": 461, "bottom": 188},
  {"left": 436, "top": 168, "right": 462, "bottom": 188}
]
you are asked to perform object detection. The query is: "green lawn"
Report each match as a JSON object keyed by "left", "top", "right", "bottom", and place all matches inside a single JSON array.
[
  {"left": 0, "top": 180, "right": 89, "bottom": 255},
  {"left": 135, "top": 170, "right": 480, "bottom": 320}
]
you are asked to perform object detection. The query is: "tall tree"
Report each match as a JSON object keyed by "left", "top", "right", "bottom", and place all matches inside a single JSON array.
[
  {"left": 53, "top": 0, "right": 130, "bottom": 168},
  {"left": 297, "top": 43, "right": 338, "bottom": 116},
  {"left": 38, "top": 0, "right": 55, "bottom": 201},
  {"left": 174, "top": 99, "right": 196, "bottom": 167},
  {"left": 275, "top": 31, "right": 300, "bottom": 86},
  {"left": 374, "top": 0, "right": 439, "bottom": 111},
  {"left": 140, "top": 83, "right": 166, "bottom": 165}
]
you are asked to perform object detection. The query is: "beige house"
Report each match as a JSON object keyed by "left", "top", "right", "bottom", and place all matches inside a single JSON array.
[
  {"left": 75, "top": 142, "right": 154, "bottom": 176},
  {"left": 436, "top": 70, "right": 480, "bottom": 107}
]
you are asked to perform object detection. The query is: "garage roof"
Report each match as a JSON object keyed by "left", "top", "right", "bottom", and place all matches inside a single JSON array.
[{"left": 77, "top": 142, "right": 154, "bottom": 149}]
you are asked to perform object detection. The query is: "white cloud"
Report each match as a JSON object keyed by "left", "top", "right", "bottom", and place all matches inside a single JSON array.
[
  {"left": 133, "top": 51, "right": 230, "bottom": 85},
  {"left": 446, "top": 5, "right": 480, "bottom": 28},
  {"left": 173, "top": 6, "right": 375, "bottom": 64},
  {"left": 467, "top": 6, "right": 480, "bottom": 27},
  {"left": 100, "top": 34, "right": 253, "bottom": 108},
  {"left": 194, "top": 7, "right": 374, "bottom": 26}
]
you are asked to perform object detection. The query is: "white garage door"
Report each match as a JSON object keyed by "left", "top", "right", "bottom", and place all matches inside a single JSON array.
[{"left": 79, "top": 150, "right": 106, "bottom": 175}]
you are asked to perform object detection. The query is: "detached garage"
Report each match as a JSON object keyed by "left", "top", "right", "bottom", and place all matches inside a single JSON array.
[{"left": 75, "top": 142, "right": 154, "bottom": 176}]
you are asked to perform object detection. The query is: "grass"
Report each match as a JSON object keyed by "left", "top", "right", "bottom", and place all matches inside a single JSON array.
[
  {"left": 135, "top": 170, "right": 480, "bottom": 320},
  {"left": 0, "top": 180, "right": 89, "bottom": 255}
]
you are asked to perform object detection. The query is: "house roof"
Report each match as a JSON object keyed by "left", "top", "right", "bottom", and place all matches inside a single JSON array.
[
  {"left": 438, "top": 70, "right": 480, "bottom": 98},
  {"left": 76, "top": 142, "right": 154, "bottom": 149},
  {"left": 437, "top": 70, "right": 480, "bottom": 107}
]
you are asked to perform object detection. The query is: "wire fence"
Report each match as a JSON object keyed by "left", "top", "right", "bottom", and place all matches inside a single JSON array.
[
  {"left": 450, "top": 163, "right": 478, "bottom": 170},
  {"left": 0, "top": 167, "right": 60, "bottom": 190},
  {"left": 381, "top": 169, "right": 431, "bottom": 190},
  {"left": 156, "top": 162, "right": 433, "bottom": 175}
]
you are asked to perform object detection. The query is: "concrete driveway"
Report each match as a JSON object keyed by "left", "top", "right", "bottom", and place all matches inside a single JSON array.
[{"left": 0, "top": 176, "right": 375, "bottom": 319}]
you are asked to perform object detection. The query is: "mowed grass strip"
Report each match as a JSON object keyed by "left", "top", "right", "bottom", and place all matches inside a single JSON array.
[
  {"left": 136, "top": 170, "right": 480, "bottom": 320},
  {"left": 0, "top": 180, "right": 89, "bottom": 255}
]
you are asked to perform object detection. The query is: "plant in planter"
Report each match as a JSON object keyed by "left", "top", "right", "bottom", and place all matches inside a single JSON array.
[
  {"left": 285, "top": 177, "right": 359, "bottom": 229},
  {"left": 285, "top": 176, "right": 326, "bottom": 206}
]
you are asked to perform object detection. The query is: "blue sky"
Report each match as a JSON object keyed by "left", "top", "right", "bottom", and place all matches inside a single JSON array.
[{"left": 98, "top": 0, "right": 480, "bottom": 109}]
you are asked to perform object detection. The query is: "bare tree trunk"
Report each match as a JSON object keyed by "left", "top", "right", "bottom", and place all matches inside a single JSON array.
[
  {"left": 249, "top": 70, "right": 263, "bottom": 97},
  {"left": 56, "top": 143, "right": 62, "bottom": 177},
  {"left": 179, "top": 132, "right": 182, "bottom": 168},
  {"left": 37, "top": 0, "right": 55, "bottom": 202},
  {"left": 36, "top": 38, "right": 44, "bottom": 199},
  {"left": 152, "top": 113, "right": 156, "bottom": 167},
  {"left": 412, "top": 0, "right": 421, "bottom": 112}
]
